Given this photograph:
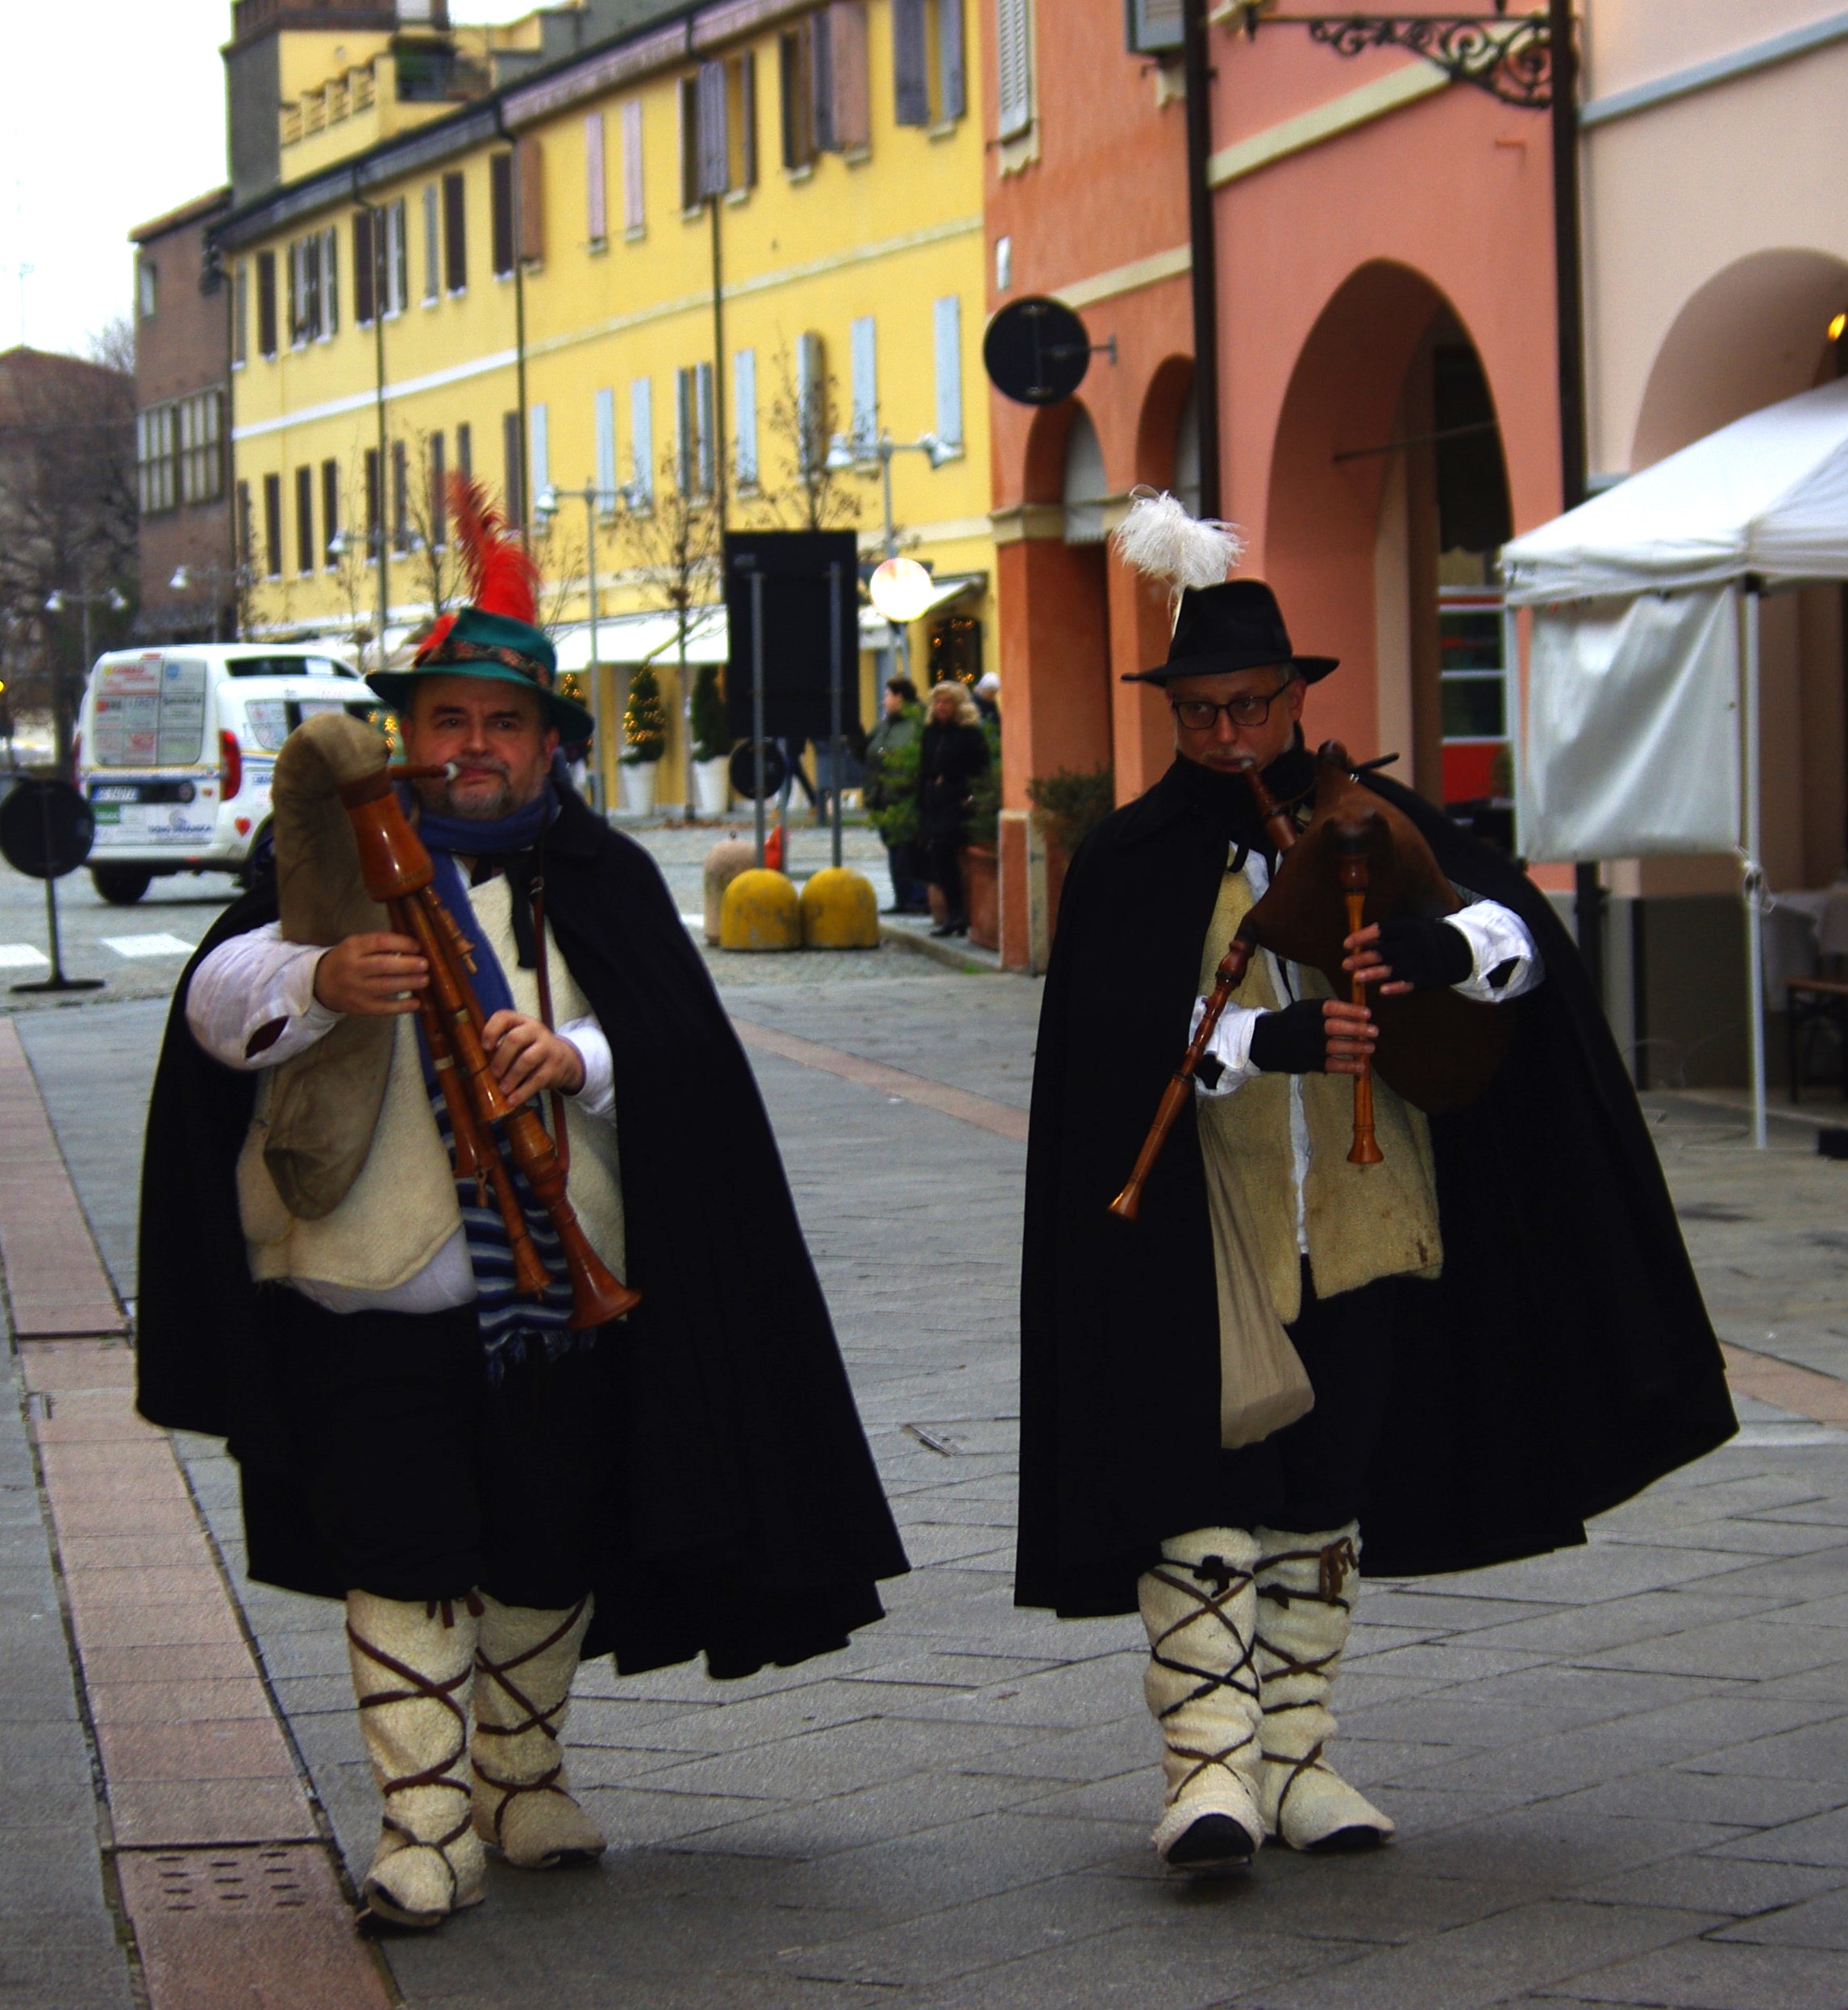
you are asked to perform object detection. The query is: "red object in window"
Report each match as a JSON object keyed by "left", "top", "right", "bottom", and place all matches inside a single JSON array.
[
  {"left": 219, "top": 730, "right": 242, "bottom": 800},
  {"left": 1440, "top": 741, "right": 1498, "bottom": 807}
]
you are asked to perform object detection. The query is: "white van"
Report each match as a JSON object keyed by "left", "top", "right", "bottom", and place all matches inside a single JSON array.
[{"left": 75, "top": 644, "right": 379, "bottom": 905}]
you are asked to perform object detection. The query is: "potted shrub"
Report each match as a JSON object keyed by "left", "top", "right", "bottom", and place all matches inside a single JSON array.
[
  {"left": 622, "top": 662, "right": 668, "bottom": 815},
  {"left": 689, "top": 663, "right": 731, "bottom": 816},
  {"left": 959, "top": 721, "right": 1002, "bottom": 951},
  {"left": 1027, "top": 764, "right": 1115, "bottom": 937}
]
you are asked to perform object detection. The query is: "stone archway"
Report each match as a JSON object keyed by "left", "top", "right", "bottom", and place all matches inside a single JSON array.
[{"left": 1264, "top": 261, "right": 1513, "bottom": 809}]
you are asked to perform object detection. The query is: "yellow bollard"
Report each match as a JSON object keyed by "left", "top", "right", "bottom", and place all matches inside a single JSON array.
[
  {"left": 719, "top": 868, "right": 801, "bottom": 951},
  {"left": 799, "top": 867, "right": 881, "bottom": 950}
]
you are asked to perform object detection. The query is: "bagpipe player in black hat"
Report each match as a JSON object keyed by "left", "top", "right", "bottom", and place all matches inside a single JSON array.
[{"left": 1015, "top": 493, "right": 1734, "bottom": 1875}]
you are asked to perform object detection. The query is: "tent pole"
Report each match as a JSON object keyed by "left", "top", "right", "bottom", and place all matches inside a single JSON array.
[{"left": 1743, "top": 582, "right": 1767, "bottom": 1150}]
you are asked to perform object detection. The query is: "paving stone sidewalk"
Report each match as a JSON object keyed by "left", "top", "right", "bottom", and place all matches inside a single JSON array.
[{"left": 7, "top": 974, "right": 1848, "bottom": 2008}]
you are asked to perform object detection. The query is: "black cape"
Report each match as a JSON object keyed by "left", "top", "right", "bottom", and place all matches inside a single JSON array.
[
  {"left": 138, "top": 789, "right": 908, "bottom": 1677},
  {"left": 1018, "top": 753, "right": 1735, "bottom": 1617}
]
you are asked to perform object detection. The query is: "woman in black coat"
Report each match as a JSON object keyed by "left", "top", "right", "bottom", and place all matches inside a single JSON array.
[{"left": 915, "top": 677, "right": 991, "bottom": 937}]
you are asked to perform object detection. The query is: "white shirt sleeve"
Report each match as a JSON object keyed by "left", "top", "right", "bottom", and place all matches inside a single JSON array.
[
  {"left": 556, "top": 1017, "right": 615, "bottom": 1123},
  {"left": 1189, "top": 998, "right": 1266, "bottom": 1099},
  {"left": 185, "top": 922, "right": 342, "bottom": 1070},
  {"left": 1445, "top": 899, "right": 1544, "bottom": 1003}
]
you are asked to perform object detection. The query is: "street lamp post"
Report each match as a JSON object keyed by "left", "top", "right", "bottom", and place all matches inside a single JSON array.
[
  {"left": 535, "top": 481, "right": 611, "bottom": 813},
  {"left": 169, "top": 563, "right": 239, "bottom": 643},
  {"left": 43, "top": 583, "right": 127, "bottom": 769},
  {"left": 352, "top": 194, "right": 392, "bottom": 668},
  {"left": 826, "top": 428, "right": 960, "bottom": 680}
]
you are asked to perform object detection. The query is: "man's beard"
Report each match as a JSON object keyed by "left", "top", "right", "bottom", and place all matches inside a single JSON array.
[{"left": 414, "top": 764, "right": 523, "bottom": 821}]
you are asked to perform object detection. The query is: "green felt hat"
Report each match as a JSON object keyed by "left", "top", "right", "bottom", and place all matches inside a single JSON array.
[{"left": 369, "top": 606, "right": 592, "bottom": 742}]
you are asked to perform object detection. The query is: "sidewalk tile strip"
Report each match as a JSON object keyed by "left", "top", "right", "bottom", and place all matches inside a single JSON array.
[
  {"left": 0, "top": 1018, "right": 127, "bottom": 1337},
  {"left": 1723, "top": 1342, "right": 1848, "bottom": 1427},
  {"left": 731, "top": 1014, "right": 1030, "bottom": 1142}
]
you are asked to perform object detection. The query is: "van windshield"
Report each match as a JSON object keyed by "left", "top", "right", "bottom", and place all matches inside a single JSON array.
[
  {"left": 92, "top": 655, "right": 208, "bottom": 768},
  {"left": 243, "top": 697, "right": 383, "bottom": 751},
  {"left": 226, "top": 655, "right": 353, "bottom": 679}
]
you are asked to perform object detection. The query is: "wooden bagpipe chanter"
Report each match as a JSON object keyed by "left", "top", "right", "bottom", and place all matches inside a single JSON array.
[{"left": 1109, "top": 741, "right": 1515, "bottom": 1220}]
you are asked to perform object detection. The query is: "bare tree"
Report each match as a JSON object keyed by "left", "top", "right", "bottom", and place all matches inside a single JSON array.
[
  {"left": 85, "top": 315, "right": 137, "bottom": 378},
  {"left": 397, "top": 427, "right": 464, "bottom": 629},
  {"left": 0, "top": 347, "right": 138, "bottom": 760},
  {"left": 329, "top": 478, "right": 377, "bottom": 676},
  {"left": 618, "top": 452, "right": 722, "bottom": 818},
  {"left": 758, "top": 340, "right": 860, "bottom": 534}
]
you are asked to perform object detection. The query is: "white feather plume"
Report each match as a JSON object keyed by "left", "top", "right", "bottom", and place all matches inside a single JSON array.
[{"left": 1109, "top": 489, "right": 1246, "bottom": 599}]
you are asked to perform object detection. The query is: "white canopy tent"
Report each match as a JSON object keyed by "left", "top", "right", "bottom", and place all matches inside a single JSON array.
[{"left": 1501, "top": 374, "right": 1848, "bottom": 1146}]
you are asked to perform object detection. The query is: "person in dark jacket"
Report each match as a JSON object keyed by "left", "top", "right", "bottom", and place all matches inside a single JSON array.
[
  {"left": 915, "top": 676, "right": 991, "bottom": 937},
  {"left": 864, "top": 676, "right": 928, "bottom": 913},
  {"left": 1019, "top": 509, "right": 1734, "bottom": 1880}
]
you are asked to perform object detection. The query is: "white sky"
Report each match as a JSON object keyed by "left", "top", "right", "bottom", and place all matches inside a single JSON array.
[{"left": 0, "top": 0, "right": 539, "bottom": 361}]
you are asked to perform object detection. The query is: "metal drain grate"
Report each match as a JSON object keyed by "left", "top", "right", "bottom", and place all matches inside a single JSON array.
[{"left": 144, "top": 1847, "right": 318, "bottom": 1913}]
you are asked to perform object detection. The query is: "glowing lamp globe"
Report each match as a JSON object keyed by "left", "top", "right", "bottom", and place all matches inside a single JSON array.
[{"left": 868, "top": 557, "right": 934, "bottom": 625}]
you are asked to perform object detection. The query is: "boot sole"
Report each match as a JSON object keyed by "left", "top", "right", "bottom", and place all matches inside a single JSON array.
[{"left": 1163, "top": 1813, "right": 1259, "bottom": 1875}]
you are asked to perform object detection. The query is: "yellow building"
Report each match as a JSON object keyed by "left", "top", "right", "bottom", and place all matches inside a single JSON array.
[{"left": 218, "top": 0, "right": 992, "bottom": 813}]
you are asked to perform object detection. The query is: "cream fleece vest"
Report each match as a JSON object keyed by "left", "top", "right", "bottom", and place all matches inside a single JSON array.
[
  {"left": 1195, "top": 863, "right": 1441, "bottom": 1331},
  {"left": 238, "top": 873, "right": 626, "bottom": 1295}
]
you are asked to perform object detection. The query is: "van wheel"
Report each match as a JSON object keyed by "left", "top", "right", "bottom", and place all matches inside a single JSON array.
[{"left": 91, "top": 866, "right": 152, "bottom": 906}]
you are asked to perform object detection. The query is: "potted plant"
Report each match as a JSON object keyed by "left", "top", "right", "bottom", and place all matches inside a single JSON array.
[
  {"left": 622, "top": 662, "right": 668, "bottom": 816},
  {"left": 1027, "top": 764, "right": 1115, "bottom": 937},
  {"left": 689, "top": 662, "right": 731, "bottom": 816},
  {"left": 959, "top": 720, "right": 1002, "bottom": 951}
]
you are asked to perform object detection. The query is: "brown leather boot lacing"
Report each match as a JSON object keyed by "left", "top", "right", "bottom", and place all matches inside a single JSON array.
[
  {"left": 472, "top": 1596, "right": 589, "bottom": 1848},
  {"left": 1147, "top": 1552, "right": 1262, "bottom": 1807}
]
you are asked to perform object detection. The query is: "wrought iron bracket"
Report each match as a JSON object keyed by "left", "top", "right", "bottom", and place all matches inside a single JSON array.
[{"left": 1232, "top": 9, "right": 1555, "bottom": 109}]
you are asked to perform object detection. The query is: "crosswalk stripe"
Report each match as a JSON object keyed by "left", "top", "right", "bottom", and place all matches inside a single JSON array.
[
  {"left": 100, "top": 933, "right": 196, "bottom": 959},
  {"left": 0, "top": 944, "right": 49, "bottom": 969}
]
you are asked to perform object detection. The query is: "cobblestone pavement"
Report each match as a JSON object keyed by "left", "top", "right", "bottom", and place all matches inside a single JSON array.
[{"left": 4, "top": 907, "right": 1848, "bottom": 2003}]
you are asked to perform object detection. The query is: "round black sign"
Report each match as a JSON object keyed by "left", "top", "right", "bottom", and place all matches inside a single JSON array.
[
  {"left": 983, "top": 296, "right": 1095, "bottom": 406},
  {"left": 728, "top": 739, "right": 789, "bottom": 801},
  {"left": 0, "top": 779, "right": 94, "bottom": 880}
]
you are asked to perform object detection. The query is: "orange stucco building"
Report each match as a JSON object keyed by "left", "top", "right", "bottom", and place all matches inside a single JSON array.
[{"left": 982, "top": 8, "right": 1566, "bottom": 972}]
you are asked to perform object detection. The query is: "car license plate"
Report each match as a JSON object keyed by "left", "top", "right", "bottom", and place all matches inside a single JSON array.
[{"left": 91, "top": 784, "right": 141, "bottom": 804}]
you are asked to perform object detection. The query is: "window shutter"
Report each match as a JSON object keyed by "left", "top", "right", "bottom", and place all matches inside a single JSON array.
[
  {"left": 894, "top": 0, "right": 929, "bottom": 125},
  {"left": 491, "top": 153, "right": 515, "bottom": 276},
  {"left": 286, "top": 239, "right": 301, "bottom": 344},
  {"left": 233, "top": 262, "right": 248, "bottom": 365},
  {"left": 257, "top": 250, "right": 278, "bottom": 356},
  {"left": 934, "top": 294, "right": 963, "bottom": 447},
  {"left": 264, "top": 472, "right": 282, "bottom": 579},
  {"left": 514, "top": 137, "right": 545, "bottom": 264},
  {"left": 996, "top": 0, "right": 1032, "bottom": 140},
  {"left": 850, "top": 314, "right": 877, "bottom": 448},
  {"left": 622, "top": 99, "right": 645, "bottom": 231},
  {"left": 422, "top": 185, "right": 439, "bottom": 299},
  {"left": 585, "top": 112, "right": 607, "bottom": 242},
  {"left": 697, "top": 60, "right": 728, "bottom": 198},
  {"left": 364, "top": 448, "right": 381, "bottom": 545},
  {"left": 429, "top": 431, "right": 447, "bottom": 547},
  {"left": 630, "top": 377, "right": 654, "bottom": 502},
  {"left": 696, "top": 360, "right": 715, "bottom": 498},
  {"left": 735, "top": 52, "right": 758, "bottom": 189},
  {"left": 443, "top": 171, "right": 468, "bottom": 290},
  {"left": 296, "top": 465, "right": 314, "bottom": 575},
  {"left": 810, "top": 10, "right": 835, "bottom": 152},
  {"left": 389, "top": 198, "right": 408, "bottom": 312},
  {"left": 392, "top": 439, "right": 408, "bottom": 546},
  {"left": 321, "top": 459, "right": 339, "bottom": 565},
  {"left": 502, "top": 410, "right": 525, "bottom": 526},
  {"left": 679, "top": 77, "right": 702, "bottom": 210},
  {"left": 530, "top": 402, "right": 550, "bottom": 503},
  {"left": 733, "top": 347, "right": 758, "bottom": 489},
  {"left": 796, "top": 330, "right": 826, "bottom": 474},
  {"left": 674, "top": 367, "right": 693, "bottom": 493},
  {"left": 830, "top": 2, "right": 870, "bottom": 152},
  {"left": 595, "top": 387, "right": 618, "bottom": 508},
  {"left": 456, "top": 420, "right": 472, "bottom": 478},
  {"left": 322, "top": 226, "right": 339, "bottom": 332},
  {"left": 939, "top": 0, "right": 967, "bottom": 121},
  {"left": 780, "top": 27, "right": 815, "bottom": 168}
]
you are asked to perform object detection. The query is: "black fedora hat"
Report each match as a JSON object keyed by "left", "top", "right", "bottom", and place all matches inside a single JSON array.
[{"left": 1122, "top": 579, "right": 1338, "bottom": 686}]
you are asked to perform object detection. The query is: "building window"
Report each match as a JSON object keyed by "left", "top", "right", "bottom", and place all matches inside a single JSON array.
[
  {"left": 502, "top": 410, "right": 525, "bottom": 526},
  {"left": 384, "top": 197, "right": 408, "bottom": 314},
  {"left": 178, "top": 392, "right": 225, "bottom": 505},
  {"left": 685, "top": 54, "right": 759, "bottom": 207},
  {"left": 256, "top": 250, "right": 278, "bottom": 359},
  {"left": 530, "top": 402, "right": 550, "bottom": 501},
  {"left": 594, "top": 387, "right": 618, "bottom": 510},
  {"left": 138, "top": 260, "right": 157, "bottom": 320},
  {"left": 232, "top": 262, "right": 248, "bottom": 368},
  {"left": 933, "top": 294, "right": 963, "bottom": 448},
  {"left": 621, "top": 99, "right": 645, "bottom": 235},
  {"left": 263, "top": 472, "right": 283, "bottom": 580},
  {"left": 675, "top": 364, "right": 714, "bottom": 499},
  {"left": 353, "top": 210, "right": 376, "bottom": 325},
  {"left": 491, "top": 154, "right": 515, "bottom": 277},
  {"left": 136, "top": 406, "right": 177, "bottom": 515},
  {"left": 796, "top": 331, "right": 827, "bottom": 476},
  {"left": 364, "top": 447, "right": 381, "bottom": 561},
  {"left": 322, "top": 459, "right": 340, "bottom": 567},
  {"left": 422, "top": 183, "right": 440, "bottom": 302},
  {"left": 1438, "top": 588, "right": 1509, "bottom": 805},
  {"left": 429, "top": 431, "right": 447, "bottom": 547},
  {"left": 236, "top": 481, "right": 254, "bottom": 574},
  {"left": 322, "top": 226, "right": 339, "bottom": 335},
  {"left": 996, "top": 0, "right": 1033, "bottom": 141},
  {"left": 295, "top": 466, "right": 316, "bottom": 576},
  {"left": 456, "top": 419, "right": 472, "bottom": 479},
  {"left": 443, "top": 171, "right": 468, "bottom": 292},
  {"left": 849, "top": 316, "right": 878, "bottom": 451},
  {"left": 780, "top": 23, "right": 816, "bottom": 170},
  {"left": 894, "top": 0, "right": 966, "bottom": 127},
  {"left": 781, "top": 5, "right": 871, "bottom": 164},
  {"left": 392, "top": 439, "right": 409, "bottom": 551},
  {"left": 679, "top": 77, "right": 702, "bottom": 211},
  {"left": 516, "top": 135, "right": 545, "bottom": 264},
  {"left": 1126, "top": 0, "right": 1183, "bottom": 55},
  {"left": 629, "top": 379, "right": 654, "bottom": 506},
  {"left": 733, "top": 347, "right": 758, "bottom": 490},
  {"left": 585, "top": 111, "right": 607, "bottom": 245}
]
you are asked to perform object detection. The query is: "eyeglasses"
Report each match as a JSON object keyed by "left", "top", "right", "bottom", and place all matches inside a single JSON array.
[{"left": 1169, "top": 678, "right": 1296, "bottom": 732}]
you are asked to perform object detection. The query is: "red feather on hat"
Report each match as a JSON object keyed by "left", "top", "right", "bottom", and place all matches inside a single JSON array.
[{"left": 451, "top": 472, "right": 539, "bottom": 624}]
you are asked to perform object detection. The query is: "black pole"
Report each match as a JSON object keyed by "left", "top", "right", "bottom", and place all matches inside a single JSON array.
[
  {"left": 1181, "top": 0, "right": 1222, "bottom": 521},
  {"left": 829, "top": 562, "right": 843, "bottom": 870},
  {"left": 1549, "top": 0, "right": 1602, "bottom": 999}
]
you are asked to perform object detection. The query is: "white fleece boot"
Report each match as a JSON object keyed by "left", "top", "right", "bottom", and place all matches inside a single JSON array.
[
  {"left": 471, "top": 1594, "right": 607, "bottom": 1871},
  {"left": 1254, "top": 1525, "right": 1393, "bottom": 1852},
  {"left": 1137, "top": 1528, "right": 1265, "bottom": 1871},
  {"left": 346, "top": 1592, "right": 487, "bottom": 1929}
]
